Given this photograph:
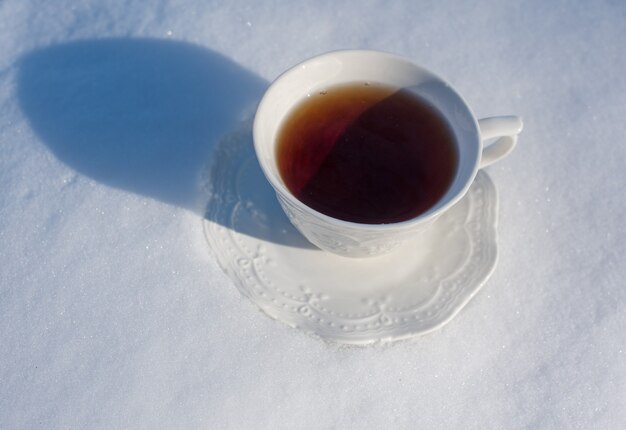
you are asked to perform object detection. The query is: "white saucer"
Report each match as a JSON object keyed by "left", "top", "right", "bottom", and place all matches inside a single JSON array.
[{"left": 202, "top": 127, "right": 499, "bottom": 345}]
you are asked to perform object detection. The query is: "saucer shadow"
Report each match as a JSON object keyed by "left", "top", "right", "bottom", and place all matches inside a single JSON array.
[
  {"left": 17, "top": 38, "right": 312, "bottom": 248},
  {"left": 203, "top": 127, "right": 316, "bottom": 250}
]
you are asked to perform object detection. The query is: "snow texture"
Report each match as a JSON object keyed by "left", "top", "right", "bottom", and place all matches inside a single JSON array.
[{"left": 1, "top": 1, "right": 625, "bottom": 428}]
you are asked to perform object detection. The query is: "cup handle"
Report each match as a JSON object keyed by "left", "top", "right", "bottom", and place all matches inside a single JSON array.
[{"left": 477, "top": 116, "right": 524, "bottom": 168}]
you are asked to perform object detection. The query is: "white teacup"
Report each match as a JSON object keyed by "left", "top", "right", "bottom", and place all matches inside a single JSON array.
[{"left": 253, "top": 50, "right": 523, "bottom": 258}]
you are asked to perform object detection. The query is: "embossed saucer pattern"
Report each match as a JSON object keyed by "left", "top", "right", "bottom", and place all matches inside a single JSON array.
[{"left": 203, "top": 129, "right": 498, "bottom": 345}]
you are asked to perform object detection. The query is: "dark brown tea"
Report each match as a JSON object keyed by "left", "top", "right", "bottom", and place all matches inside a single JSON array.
[{"left": 276, "top": 83, "right": 458, "bottom": 224}]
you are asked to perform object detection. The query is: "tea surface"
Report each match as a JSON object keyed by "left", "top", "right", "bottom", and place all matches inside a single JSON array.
[{"left": 276, "top": 83, "right": 458, "bottom": 224}]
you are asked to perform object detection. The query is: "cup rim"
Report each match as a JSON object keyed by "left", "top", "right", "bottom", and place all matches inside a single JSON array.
[{"left": 253, "top": 49, "right": 480, "bottom": 231}]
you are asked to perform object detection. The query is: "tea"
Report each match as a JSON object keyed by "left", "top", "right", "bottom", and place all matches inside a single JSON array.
[{"left": 276, "top": 83, "right": 458, "bottom": 224}]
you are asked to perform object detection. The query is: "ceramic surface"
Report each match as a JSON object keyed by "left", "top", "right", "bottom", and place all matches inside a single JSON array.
[
  {"left": 253, "top": 49, "right": 520, "bottom": 257},
  {"left": 203, "top": 129, "right": 499, "bottom": 345}
]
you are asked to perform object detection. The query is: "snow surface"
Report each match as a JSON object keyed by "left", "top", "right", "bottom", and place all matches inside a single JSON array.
[{"left": 1, "top": 1, "right": 625, "bottom": 428}]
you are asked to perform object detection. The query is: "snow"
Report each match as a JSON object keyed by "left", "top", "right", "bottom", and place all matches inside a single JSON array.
[{"left": 1, "top": 0, "right": 625, "bottom": 428}]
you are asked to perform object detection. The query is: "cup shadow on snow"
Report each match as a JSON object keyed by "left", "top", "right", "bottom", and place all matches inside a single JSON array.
[{"left": 17, "top": 38, "right": 313, "bottom": 248}]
